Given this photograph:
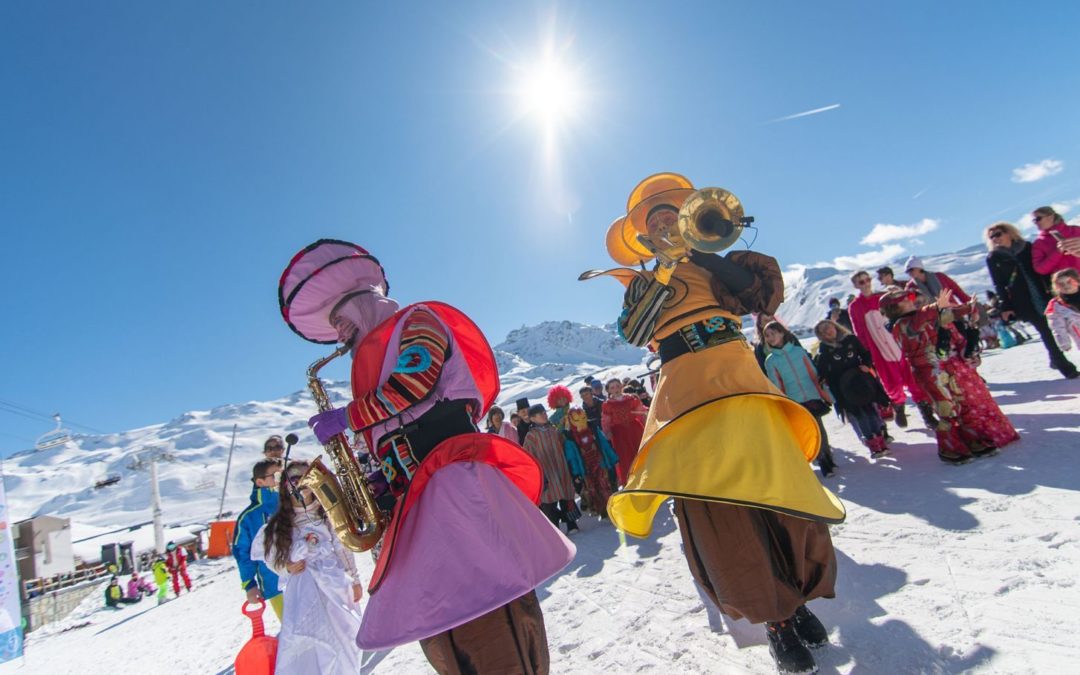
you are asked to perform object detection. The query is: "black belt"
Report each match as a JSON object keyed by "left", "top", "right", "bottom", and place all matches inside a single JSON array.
[
  {"left": 658, "top": 316, "right": 745, "bottom": 364},
  {"left": 377, "top": 399, "right": 477, "bottom": 464}
]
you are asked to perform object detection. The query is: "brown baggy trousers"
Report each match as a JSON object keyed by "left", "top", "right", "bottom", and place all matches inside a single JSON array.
[
  {"left": 419, "top": 590, "right": 549, "bottom": 675},
  {"left": 674, "top": 498, "right": 837, "bottom": 625}
]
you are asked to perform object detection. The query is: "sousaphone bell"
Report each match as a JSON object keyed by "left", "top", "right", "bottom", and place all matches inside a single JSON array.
[{"left": 676, "top": 187, "right": 753, "bottom": 254}]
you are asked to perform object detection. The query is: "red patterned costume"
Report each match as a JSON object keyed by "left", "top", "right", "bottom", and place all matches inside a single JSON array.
[
  {"left": 565, "top": 409, "right": 617, "bottom": 517},
  {"left": 887, "top": 300, "right": 1018, "bottom": 462},
  {"left": 601, "top": 395, "right": 646, "bottom": 484}
]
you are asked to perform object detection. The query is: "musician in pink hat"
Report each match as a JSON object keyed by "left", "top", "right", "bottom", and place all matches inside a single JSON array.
[{"left": 279, "top": 239, "right": 573, "bottom": 674}]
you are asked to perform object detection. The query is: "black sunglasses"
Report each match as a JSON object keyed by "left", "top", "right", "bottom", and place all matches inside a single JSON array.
[
  {"left": 989, "top": 231, "right": 1005, "bottom": 239},
  {"left": 1034, "top": 215, "right": 1047, "bottom": 222}
]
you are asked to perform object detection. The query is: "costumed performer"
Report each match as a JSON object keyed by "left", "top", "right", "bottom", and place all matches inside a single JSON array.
[
  {"left": 847, "top": 270, "right": 937, "bottom": 429},
  {"left": 280, "top": 239, "right": 573, "bottom": 674},
  {"left": 251, "top": 460, "right": 371, "bottom": 675},
  {"left": 879, "top": 288, "right": 1019, "bottom": 464},
  {"left": 546, "top": 385, "right": 619, "bottom": 519},
  {"left": 600, "top": 378, "right": 647, "bottom": 484},
  {"left": 583, "top": 174, "right": 845, "bottom": 675}
]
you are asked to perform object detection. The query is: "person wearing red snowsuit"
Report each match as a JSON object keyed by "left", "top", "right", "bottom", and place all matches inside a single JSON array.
[
  {"left": 165, "top": 544, "right": 192, "bottom": 596},
  {"left": 881, "top": 290, "right": 1019, "bottom": 464},
  {"left": 847, "top": 272, "right": 932, "bottom": 423}
]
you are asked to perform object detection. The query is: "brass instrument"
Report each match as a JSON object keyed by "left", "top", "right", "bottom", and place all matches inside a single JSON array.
[
  {"left": 300, "top": 343, "right": 385, "bottom": 552},
  {"left": 677, "top": 187, "right": 750, "bottom": 254}
]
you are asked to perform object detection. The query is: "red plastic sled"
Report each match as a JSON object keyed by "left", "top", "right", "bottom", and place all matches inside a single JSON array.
[{"left": 234, "top": 601, "right": 277, "bottom": 675}]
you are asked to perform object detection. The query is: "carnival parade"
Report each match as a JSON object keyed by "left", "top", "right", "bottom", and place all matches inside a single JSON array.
[{"left": 4, "top": 3, "right": 1080, "bottom": 674}]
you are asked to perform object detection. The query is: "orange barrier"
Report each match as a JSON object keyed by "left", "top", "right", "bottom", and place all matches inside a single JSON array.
[{"left": 207, "top": 520, "right": 237, "bottom": 558}]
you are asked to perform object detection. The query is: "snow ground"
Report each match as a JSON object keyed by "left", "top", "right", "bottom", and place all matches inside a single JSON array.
[{"left": 4, "top": 340, "right": 1078, "bottom": 674}]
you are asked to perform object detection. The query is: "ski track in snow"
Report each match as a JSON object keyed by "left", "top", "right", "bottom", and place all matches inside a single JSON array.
[{"left": 4, "top": 342, "right": 1079, "bottom": 674}]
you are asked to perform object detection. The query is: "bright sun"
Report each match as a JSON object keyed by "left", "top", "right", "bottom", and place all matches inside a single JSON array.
[{"left": 517, "top": 56, "right": 580, "bottom": 129}]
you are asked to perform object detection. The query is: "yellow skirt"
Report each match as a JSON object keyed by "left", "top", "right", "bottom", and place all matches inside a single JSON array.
[{"left": 607, "top": 339, "right": 846, "bottom": 538}]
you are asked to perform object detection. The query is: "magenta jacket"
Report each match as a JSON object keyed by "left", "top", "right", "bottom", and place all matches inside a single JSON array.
[{"left": 1032, "top": 222, "right": 1080, "bottom": 277}]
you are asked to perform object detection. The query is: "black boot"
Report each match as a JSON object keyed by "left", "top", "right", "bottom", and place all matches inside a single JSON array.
[
  {"left": 792, "top": 605, "right": 829, "bottom": 648},
  {"left": 766, "top": 618, "right": 817, "bottom": 674},
  {"left": 916, "top": 401, "right": 937, "bottom": 429},
  {"left": 893, "top": 404, "right": 908, "bottom": 428},
  {"left": 1052, "top": 358, "right": 1080, "bottom": 379}
]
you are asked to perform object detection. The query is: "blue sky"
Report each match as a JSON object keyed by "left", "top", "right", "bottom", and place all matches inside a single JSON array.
[{"left": 3, "top": 1, "right": 1079, "bottom": 455}]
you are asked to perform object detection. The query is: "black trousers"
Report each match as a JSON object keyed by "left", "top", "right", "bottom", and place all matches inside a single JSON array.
[{"left": 1028, "top": 311, "right": 1077, "bottom": 373}]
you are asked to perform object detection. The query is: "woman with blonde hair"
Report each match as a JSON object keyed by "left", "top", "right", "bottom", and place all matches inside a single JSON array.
[{"left": 984, "top": 221, "right": 1079, "bottom": 378}]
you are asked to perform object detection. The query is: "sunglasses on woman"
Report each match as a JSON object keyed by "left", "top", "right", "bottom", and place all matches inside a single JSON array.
[{"left": 989, "top": 230, "right": 1005, "bottom": 239}]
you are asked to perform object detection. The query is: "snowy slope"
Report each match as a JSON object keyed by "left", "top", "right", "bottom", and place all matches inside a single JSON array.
[
  {"left": 5, "top": 341, "right": 1079, "bottom": 674},
  {"left": 777, "top": 245, "right": 993, "bottom": 334}
]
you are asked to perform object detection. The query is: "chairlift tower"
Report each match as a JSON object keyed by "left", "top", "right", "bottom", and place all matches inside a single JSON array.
[{"left": 128, "top": 446, "right": 176, "bottom": 554}]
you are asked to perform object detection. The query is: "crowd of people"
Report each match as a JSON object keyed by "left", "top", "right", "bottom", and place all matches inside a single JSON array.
[
  {"left": 211, "top": 199, "right": 1080, "bottom": 675},
  {"left": 757, "top": 205, "right": 1079, "bottom": 475}
]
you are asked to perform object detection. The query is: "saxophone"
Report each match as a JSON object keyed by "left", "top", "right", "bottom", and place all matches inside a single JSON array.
[{"left": 300, "top": 343, "right": 385, "bottom": 552}]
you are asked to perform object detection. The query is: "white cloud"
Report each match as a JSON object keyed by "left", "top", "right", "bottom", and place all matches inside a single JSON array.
[
  {"left": 825, "top": 244, "right": 907, "bottom": 271},
  {"left": 1011, "top": 158, "right": 1064, "bottom": 183},
  {"left": 859, "top": 218, "right": 940, "bottom": 246},
  {"left": 1050, "top": 197, "right": 1080, "bottom": 215}
]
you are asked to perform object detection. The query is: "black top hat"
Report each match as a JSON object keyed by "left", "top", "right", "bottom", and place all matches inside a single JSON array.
[{"left": 515, "top": 397, "right": 530, "bottom": 411}]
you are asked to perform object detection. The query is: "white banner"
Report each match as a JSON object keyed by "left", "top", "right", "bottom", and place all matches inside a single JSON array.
[{"left": 0, "top": 478, "right": 24, "bottom": 662}]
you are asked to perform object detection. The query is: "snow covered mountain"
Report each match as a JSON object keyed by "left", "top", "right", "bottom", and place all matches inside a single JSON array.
[
  {"left": 493, "top": 320, "right": 650, "bottom": 414},
  {"left": 776, "top": 244, "right": 993, "bottom": 334}
]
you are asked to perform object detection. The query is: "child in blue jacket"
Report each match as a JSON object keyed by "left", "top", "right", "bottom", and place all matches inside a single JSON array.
[
  {"left": 763, "top": 321, "right": 838, "bottom": 477},
  {"left": 233, "top": 458, "right": 284, "bottom": 618}
]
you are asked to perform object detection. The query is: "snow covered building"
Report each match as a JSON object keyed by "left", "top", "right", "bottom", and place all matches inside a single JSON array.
[{"left": 14, "top": 515, "right": 75, "bottom": 581}]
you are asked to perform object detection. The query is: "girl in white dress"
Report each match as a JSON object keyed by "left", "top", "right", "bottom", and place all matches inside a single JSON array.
[{"left": 252, "top": 460, "right": 368, "bottom": 675}]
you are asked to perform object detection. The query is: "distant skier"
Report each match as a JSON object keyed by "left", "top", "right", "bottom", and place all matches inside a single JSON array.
[
  {"left": 165, "top": 542, "right": 192, "bottom": 596},
  {"left": 151, "top": 557, "right": 170, "bottom": 605}
]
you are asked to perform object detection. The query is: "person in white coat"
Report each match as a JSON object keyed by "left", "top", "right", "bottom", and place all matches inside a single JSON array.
[{"left": 252, "top": 460, "right": 371, "bottom": 675}]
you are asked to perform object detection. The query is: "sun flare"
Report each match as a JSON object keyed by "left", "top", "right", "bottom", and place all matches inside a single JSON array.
[{"left": 517, "top": 56, "right": 581, "bottom": 130}]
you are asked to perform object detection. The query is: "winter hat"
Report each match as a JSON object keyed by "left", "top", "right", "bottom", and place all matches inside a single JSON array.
[
  {"left": 515, "top": 398, "right": 530, "bottom": 413},
  {"left": 879, "top": 289, "right": 915, "bottom": 320},
  {"left": 904, "top": 255, "right": 924, "bottom": 272},
  {"left": 278, "top": 239, "right": 390, "bottom": 344},
  {"left": 527, "top": 403, "right": 547, "bottom": 417},
  {"left": 166, "top": 541, "right": 177, "bottom": 551}
]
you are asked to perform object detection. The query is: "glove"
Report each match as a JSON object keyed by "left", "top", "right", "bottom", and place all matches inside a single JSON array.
[{"left": 308, "top": 407, "right": 351, "bottom": 444}]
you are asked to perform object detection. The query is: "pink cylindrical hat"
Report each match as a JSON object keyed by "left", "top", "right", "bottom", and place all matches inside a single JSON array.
[{"left": 278, "top": 239, "right": 389, "bottom": 343}]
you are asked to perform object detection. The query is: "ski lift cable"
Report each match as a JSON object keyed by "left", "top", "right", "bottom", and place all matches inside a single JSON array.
[{"left": 0, "top": 398, "right": 105, "bottom": 433}]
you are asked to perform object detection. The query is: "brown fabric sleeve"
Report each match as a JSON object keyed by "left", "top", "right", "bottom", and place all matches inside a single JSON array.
[{"left": 710, "top": 251, "right": 785, "bottom": 316}]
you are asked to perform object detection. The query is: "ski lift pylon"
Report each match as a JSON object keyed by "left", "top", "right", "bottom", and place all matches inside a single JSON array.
[{"left": 35, "top": 413, "right": 73, "bottom": 451}]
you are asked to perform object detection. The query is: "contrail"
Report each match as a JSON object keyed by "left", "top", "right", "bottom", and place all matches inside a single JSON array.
[{"left": 766, "top": 103, "right": 841, "bottom": 124}]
